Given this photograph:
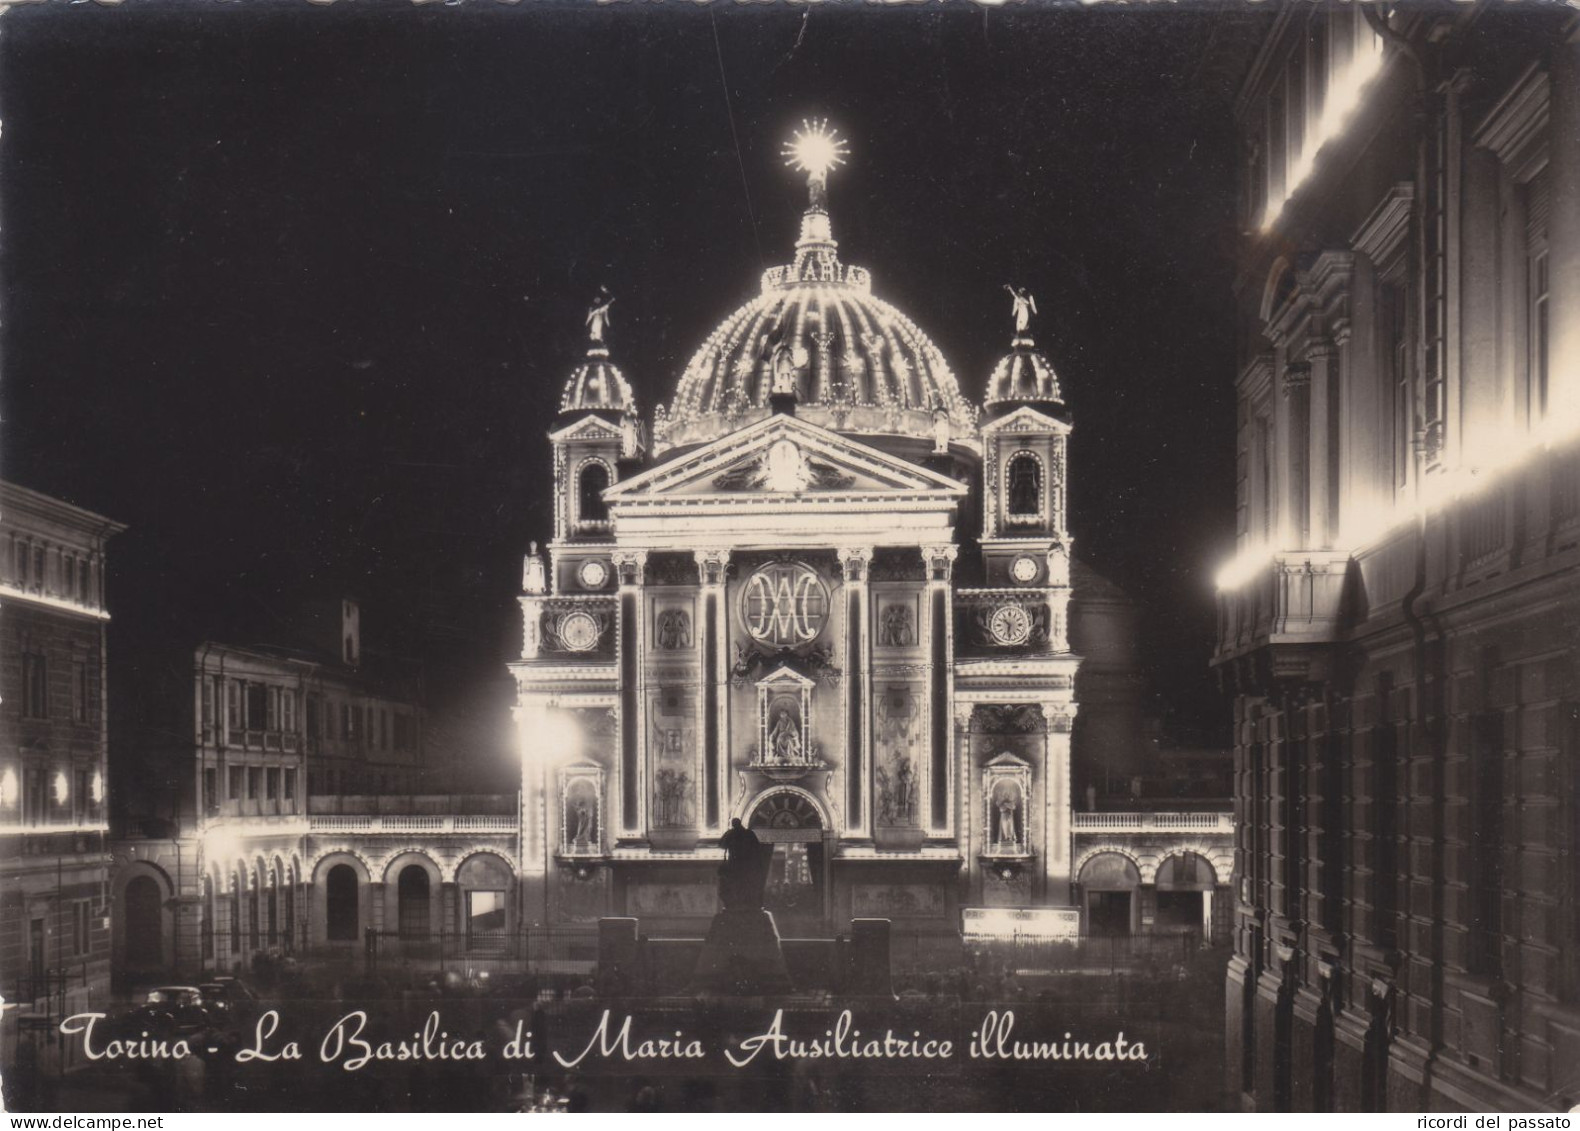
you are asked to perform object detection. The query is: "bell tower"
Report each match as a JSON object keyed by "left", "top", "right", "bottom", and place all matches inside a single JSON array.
[{"left": 978, "top": 305, "right": 1073, "bottom": 634}]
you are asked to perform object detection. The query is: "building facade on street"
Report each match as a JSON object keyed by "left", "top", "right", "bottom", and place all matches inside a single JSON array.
[
  {"left": 510, "top": 128, "right": 1232, "bottom": 950},
  {"left": 109, "top": 601, "right": 443, "bottom": 980},
  {"left": 0, "top": 481, "right": 123, "bottom": 1069},
  {"left": 1215, "top": 7, "right": 1580, "bottom": 1112}
]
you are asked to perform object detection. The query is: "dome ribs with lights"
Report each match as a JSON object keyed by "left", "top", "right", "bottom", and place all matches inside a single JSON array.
[{"left": 655, "top": 121, "right": 978, "bottom": 455}]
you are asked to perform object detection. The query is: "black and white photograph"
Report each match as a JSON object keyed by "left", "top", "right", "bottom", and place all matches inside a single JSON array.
[{"left": 0, "top": 0, "right": 1577, "bottom": 1115}]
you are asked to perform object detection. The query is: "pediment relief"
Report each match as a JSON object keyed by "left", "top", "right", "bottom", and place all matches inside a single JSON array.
[{"left": 605, "top": 414, "right": 966, "bottom": 502}]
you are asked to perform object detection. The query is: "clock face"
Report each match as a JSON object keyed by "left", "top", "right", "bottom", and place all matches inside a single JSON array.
[
  {"left": 578, "top": 559, "right": 609, "bottom": 590},
  {"left": 1010, "top": 556, "right": 1040, "bottom": 584}
]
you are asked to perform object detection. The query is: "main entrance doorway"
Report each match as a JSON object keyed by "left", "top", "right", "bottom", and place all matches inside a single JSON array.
[{"left": 747, "top": 789, "right": 830, "bottom": 933}]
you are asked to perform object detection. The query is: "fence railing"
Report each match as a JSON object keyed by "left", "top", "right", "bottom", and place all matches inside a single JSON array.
[
  {"left": 1071, "top": 811, "right": 1232, "bottom": 833},
  {"left": 307, "top": 814, "right": 517, "bottom": 833}
]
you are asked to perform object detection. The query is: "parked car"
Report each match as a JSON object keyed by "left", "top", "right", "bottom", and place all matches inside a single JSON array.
[
  {"left": 125, "top": 986, "right": 216, "bottom": 1037},
  {"left": 197, "top": 977, "right": 260, "bottom": 1027}
]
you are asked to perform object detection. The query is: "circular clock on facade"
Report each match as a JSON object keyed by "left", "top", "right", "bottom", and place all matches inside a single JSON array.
[
  {"left": 1010, "top": 555, "right": 1040, "bottom": 584},
  {"left": 988, "top": 603, "right": 1033, "bottom": 646},
  {"left": 557, "top": 611, "right": 601, "bottom": 652},
  {"left": 577, "top": 559, "right": 609, "bottom": 590}
]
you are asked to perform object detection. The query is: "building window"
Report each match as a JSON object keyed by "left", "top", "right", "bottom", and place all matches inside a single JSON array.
[
  {"left": 246, "top": 683, "right": 266, "bottom": 732},
  {"left": 72, "top": 661, "right": 90, "bottom": 724},
  {"left": 282, "top": 690, "right": 296, "bottom": 735},
  {"left": 577, "top": 461, "right": 611, "bottom": 525},
  {"left": 73, "top": 768, "right": 89, "bottom": 823},
  {"left": 78, "top": 559, "right": 90, "bottom": 605},
  {"left": 1005, "top": 453, "right": 1043, "bottom": 521},
  {"left": 228, "top": 765, "right": 242, "bottom": 802},
  {"left": 266, "top": 767, "right": 279, "bottom": 802},
  {"left": 1469, "top": 711, "right": 1505, "bottom": 979},
  {"left": 204, "top": 768, "right": 218, "bottom": 817},
  {"left": 22, "top": 767, "right": 44, "bottom": 824},
  {"left": 72, "top": 900, "right": 91, "bottom": 956},
  {"left": 247, "top": 766, "right": 262, "bottom": 800},
  {"left": 1381, "top": 281, "right": 1411, "bottom": 493},
  {"left": 32, "top": 547, "right": 44, "bottom": 593},
  {"left": 284, "top": 768, "right": 297, "bottom": 812},
  {"left": 22, "top": 653, "right": 48, "bottom": 719},
  {"left": 306, "top": 694, "right": 321, "bottom": 739},
  {"left": 63, "top": 554, "right": 76, "bottom": 601},
  {"left": 14, "top": 541, "right": 28, "bottom": 588}
]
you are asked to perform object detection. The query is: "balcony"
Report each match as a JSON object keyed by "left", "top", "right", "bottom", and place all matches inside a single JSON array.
[
  {"left": 1214, "top": 549, "right": 1349, "bottom": 666},
  {"left": 308, "top": 814, "right": 516, "bottom": 834},
  {"left": 1072, "top": 811, "right": 1233, "bottom": 835}
]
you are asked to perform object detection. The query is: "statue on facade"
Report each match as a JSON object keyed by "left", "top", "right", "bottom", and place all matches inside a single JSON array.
[
  {"left": 655, "top": 609, "right": 692, "bottom": 650},
  {"left": 717, "top": 818, "right": 772, "bottom": 910},
  {"left": 768, "top": 708, "right": 802, "bottom": 764},
  {"left": 522, "top": 542, "right": 546, "bottom": 595},
  {"left": 879, "top": 602, "right": 915, "bottom": 647},
  {"left": 1004, "top": 284, "right": 1037, "bottom": 336},
  {"left": 895, "top": 757, "right": 915, "bottom": 821},
  {"left": 586, "top": 288, "right": 615, "bottom": 345},
  {"left": 997, "top": 796, "right": 1017, "bottom": 848},
  {"left": 573, "top": 801, "right": 593, "bottom": 846}
]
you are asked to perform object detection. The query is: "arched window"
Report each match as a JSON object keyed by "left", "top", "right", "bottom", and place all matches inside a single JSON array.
[
  {"left": 578, "top": 462, "right": 610, "bottom": 524},
  {"left": 326, "top": 864, "right": 359, "bottom": 941},
  {"left": 1006, "top": 453, "right": 1042, "bottom": 519}
]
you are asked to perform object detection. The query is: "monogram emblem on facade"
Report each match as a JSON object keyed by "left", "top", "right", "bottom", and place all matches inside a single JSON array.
[{"left": 739, "top": 561, "right": 829, "bottom": 647}]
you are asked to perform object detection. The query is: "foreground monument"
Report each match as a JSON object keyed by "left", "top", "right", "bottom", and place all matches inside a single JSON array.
[{"left": 686, "top": 819, "right": 794, "bottom": 996}]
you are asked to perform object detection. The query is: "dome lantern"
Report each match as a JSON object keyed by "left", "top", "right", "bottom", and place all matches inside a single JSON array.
[
  {"left": 558, "top": 287, "right": 638, "bottom": 420},
  {"left": 654, "top": 125, "right": 978, "bottom": 456},
  {"left": 984, "top": 286, "right": 1065, "bottom": 414}
]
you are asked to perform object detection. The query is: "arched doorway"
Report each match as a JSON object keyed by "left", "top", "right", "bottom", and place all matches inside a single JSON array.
[
  {"left": 397, "top": 865, "right": 431, "bottom": 939},
  {"left": 1154, "top": 852, "right": 1216, "bottom": 938},
  {"left": 326, "top": 864, "right": 360, "bottom": 941},
  {"left": 747, "top": 790, "right": 829, "bottom": 930},
  {"left": 1078, "top": 852, "right": 1140, "bottom": 937},
  {"left": 124, "top": 875, "right": 164, "bottom": 969}
]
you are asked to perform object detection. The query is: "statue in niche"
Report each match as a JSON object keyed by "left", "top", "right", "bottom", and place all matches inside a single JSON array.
[
  {"left": 997, "top": 796, "right": 1017, "bottom": 848},
  {"left": 876, "top": 765, "right": 895, "bottom": 825},
  {"left": 768, "top": 707, "right": 803, "bottom": 765},
  {"left": 655, "top": 609, "right": 692, "bottom": 650},
  {"left": 878, "top": 603, "right": 915, "bottom": 647},
  {"left": 586, "top": 288, "right": 615, "bottom": 345},
  {"left": 1008, "top": 456, "right": 1041, "bottom": 517},
  {"left": 573, "top": 801, "right": 594, "bottom": 846}
]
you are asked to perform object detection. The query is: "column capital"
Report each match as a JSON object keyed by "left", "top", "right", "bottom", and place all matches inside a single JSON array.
[
  {"left": 920, "top": 544, "right": 958, "bottom": 582},
  {"left": 1281, "top": 363, "right": 1311, "bottom": 395},
  {"left": 611, "top": 549, "right": 649, "bottom": 586},
  {"left": 952, "top": 700, "right": 976, "bottom": 728},
  {"left": 1302, "top": 338, "right": 1337, "bottom": 364},
  {"left": 836, "top": 546, "right": 874, "bottom": 582},
  {"left": 692, "top": 548, "right": 730, "bottom": 587}
]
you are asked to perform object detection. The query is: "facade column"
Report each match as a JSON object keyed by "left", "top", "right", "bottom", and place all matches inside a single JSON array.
[
  {"left": 1282, "top": 362, "right": 1312, "bottom": 549},
  {"left": 1044, "top": 704, "right": 1074, "bottom": 905},
  {"left": 837, "top": 547, "right": 873, "bottom": 836},
  {"left": 515, "top": 694, "right": 551, "bottom": 927},
  {"left": 1546, "top": 34, "right": 1580, "bottom": 425},
  {"left": 1305, "top": 341, "right": 1336, "bottom": 549},
  {"left": 611, "top": 550, "right": 648, "bottom": 837},
  {"left": 920, "top": 545, "right": 957, "bottom": 834},
  {"left": 953, "top": 700, "right": 975, "bottom": 854},
  {"left": 693, "top": 549, "right": 730, "bottom": 833}
]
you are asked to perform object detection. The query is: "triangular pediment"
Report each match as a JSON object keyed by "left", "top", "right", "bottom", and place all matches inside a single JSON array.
[
  {"left": 980, "top": 405, "right": 1071, "bottom": 437},
  {"left": 605, "top": 414, "right": 967, "bottom": 502},
  {"left": 548, "top": 414, "right": 624, "bottom": 444}
]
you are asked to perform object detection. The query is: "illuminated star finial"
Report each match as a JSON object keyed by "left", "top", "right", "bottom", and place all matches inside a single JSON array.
[{"left": 783, "top": 119, "right": 849, "bottom": 180}]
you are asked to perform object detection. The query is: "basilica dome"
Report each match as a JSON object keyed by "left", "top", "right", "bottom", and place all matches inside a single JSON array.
[{"left": 654, "top": 132, "right": 977, "bottom": 456}]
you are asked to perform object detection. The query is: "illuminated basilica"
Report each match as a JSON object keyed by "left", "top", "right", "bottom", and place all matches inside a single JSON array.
[{"left": 511, "top": 127, "right": 1217, "bottom": 944}]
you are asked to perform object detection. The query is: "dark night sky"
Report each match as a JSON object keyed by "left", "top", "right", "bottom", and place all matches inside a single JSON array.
[{"left": 0, "top": 2, "right": 1267, "bottom": 764}]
